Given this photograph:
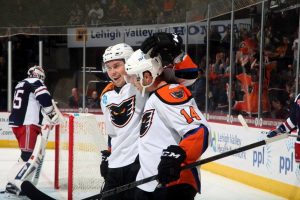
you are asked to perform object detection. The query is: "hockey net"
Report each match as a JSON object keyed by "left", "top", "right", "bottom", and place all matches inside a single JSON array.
[{"left": 54, "top": 113, "right": 107, "bottom": 200}]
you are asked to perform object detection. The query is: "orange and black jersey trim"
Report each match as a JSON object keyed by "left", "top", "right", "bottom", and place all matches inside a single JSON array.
[
  {"left": 100, "top": 82, "right": 115, "bottom": 98},
  {"left": 154, "top": 84, "right": 193, "bottom": 105}
]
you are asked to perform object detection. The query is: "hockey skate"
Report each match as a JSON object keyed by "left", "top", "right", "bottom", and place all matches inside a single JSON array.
[{"left": 5, "top": 182, "right": 24, "bottom": 196}]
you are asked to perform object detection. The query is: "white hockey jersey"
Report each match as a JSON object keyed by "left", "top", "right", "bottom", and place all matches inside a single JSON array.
[
  {"left": 100, "top": 82, "right": 147, "bottom": 168},
  {"left": 136, "top": 83, "right": 210, "bottom": 192}
]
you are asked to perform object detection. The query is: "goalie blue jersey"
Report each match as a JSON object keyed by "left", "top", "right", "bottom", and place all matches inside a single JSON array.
[
  {"left": 282, "top": 93, "right": 300, "bottom": 136},
  {"left": 9, "top": 78, "right": 53, "bottom": 126}
]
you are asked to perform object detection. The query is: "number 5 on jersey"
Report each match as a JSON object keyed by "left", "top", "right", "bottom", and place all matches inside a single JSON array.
[
  {"left": 180, "top": 106, "right": 201, "bottom": 124},
  {"left": 13, "top": 90, "right": 24, "bottom": 109}
]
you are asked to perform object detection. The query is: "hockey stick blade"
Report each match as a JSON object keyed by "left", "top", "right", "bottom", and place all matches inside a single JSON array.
[
  {"left": 21, "top": 181, "right": 56, "bottom": 200},
  {"left": 288, "top": 134, "right": 300, "bottom": 139},
  {"left": 83, "top": 134, "right": 288, "bottom": 200}
]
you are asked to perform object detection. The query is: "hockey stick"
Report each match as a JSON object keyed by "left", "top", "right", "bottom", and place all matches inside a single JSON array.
[
  {"left": 21, "top": 181, "right": 55, "bottom": 200},
  {"left": 237, "top": 115, "right": 299, "bottom": 139},
  {"left": 32, "top": 100, "right": 63, "bottom": 185},
  {"left": 288, "top": 134, "right": 300, "bottom": 138},
  {"left": 83, "top": 133, "right": 288, "bottom": 200},
  {"left": 31, "top": 125, "right": 52, "bottom": 185},
  {"left": 237, "top": 114, "right": 249, "bottom": 129}
]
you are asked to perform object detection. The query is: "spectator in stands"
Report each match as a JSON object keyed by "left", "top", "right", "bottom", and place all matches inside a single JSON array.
[
  {"left": 214, "top": 52, "right": 227, "bottom": 75},
  {"left": 107, "top": 0, "right": 120, "bottom": 19},
  {"left": 291, "top": 31, "right": 298, "bottom": 77},
  {"left": 232, "top": 60, "right": 276, "bottom": 117},
  {"left": 269, "top": 90, "right": 289, "bottom": 119},
  {"left": 119, "top": 4, "right": 132, "bottom": 19},
  {"left": 88, "top": 2, "right": 104, "bottom": 26},
  {"left": 87, "top": 90, "right": 100, "bottom": 109},
  {"left": 163, "top": 0, "right": 175, "bottom": 17},
  {"left": 68, "top": 88, "right": 82, "bottom": 108},
  {"left": 285, "top": 80, "right": 296, "bottom": 107},
  {"left": 191, "top": 68, "right": 206, "bottom": 111},
  {"left": 68, "top": 3, "right": 84, "bottom": 25},
  {"left": 274, "top": 36, "right": 293, "bottom": 74}
]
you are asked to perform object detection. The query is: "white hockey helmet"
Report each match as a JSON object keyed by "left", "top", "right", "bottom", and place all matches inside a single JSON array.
[
  {"left": 27, "top": 65, "right": 45, "bottom": 81},
  {"left": 125, "top": 49, "right": 163, "bottom": 94},
  {"left": 103, "top": 43, "right": 134, "bottom": 63}
]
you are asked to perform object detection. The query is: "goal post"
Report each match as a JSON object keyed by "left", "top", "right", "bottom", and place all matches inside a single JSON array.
[{"left": 54, "top": 113, "right": 107, "bottom": 200}]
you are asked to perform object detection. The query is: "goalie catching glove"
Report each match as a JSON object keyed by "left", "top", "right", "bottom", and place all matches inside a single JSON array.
[
  {"left": 157, "top": 145, "right": 186, "bottom": 185},
  {"left": 141, "top": 32, "right": 183, "bottom": 65},
  {"left": 100, "top": 150, "right": 111, "bottom": 179}
]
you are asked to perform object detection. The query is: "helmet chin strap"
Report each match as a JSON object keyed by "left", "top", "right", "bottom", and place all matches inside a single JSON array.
[{"left": 139, "top": 74, "right": 157, "bottom": 97}]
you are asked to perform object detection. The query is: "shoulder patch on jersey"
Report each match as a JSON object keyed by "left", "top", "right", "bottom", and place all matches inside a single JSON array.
[
  {"left": 107, "top": 95, "right": 136, "bottom": 128},
  {"left": 140, "top": 109, "right": 155, "bottom": 138},
  {"left": 155, "top": 84, "right": 192, "bottom": 105},
  {"left": 101, "top": 82, "right": 114, "bottom": 97}
]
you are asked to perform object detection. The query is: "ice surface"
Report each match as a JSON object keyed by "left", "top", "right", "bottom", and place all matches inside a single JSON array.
[{"left": 0, "top": 148, "right": 285, "bottom": 200}]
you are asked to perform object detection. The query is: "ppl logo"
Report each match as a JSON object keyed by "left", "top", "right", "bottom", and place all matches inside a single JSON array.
[
  {"left": 279, "top": 139, "right": 294, "bottom": 175},
  {"left": 253, "top": 145, "right": 272, "bottom": 169}
]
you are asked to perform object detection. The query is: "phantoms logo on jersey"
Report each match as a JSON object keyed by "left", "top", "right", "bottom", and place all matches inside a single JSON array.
[
  {"left": 140, "top": 109, "right": 155, "bottom": 137},
  {"left": 170, "top": 89, "right": 184, "bottom": 99},
  {"left": 107, "top": 96, "right": 135, "bottom": 128}
]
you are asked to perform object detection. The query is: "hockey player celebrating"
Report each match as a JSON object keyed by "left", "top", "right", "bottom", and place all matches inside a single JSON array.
[
  {"left": 267, "top": 93, "right": 300, "bottom": 163},
  {"left": 6, "top": 65, "right": 59, "bottom": 195},
  {"left": 125, "top": 49, "right": 210, "bottom": 200},
  {"left": 141, "top": 32, "right": 199, "bottom": 87},
  {"left": 100, "top": 43, "right": 146, "bottom": 200}
]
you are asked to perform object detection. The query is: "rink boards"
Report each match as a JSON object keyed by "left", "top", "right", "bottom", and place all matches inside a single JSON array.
[{"left": 0, "top": 112, "right": 299, "bottom": 199}]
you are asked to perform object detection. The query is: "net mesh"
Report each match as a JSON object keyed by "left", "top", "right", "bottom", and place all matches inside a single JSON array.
[{"left": 57, "top": 113, "right": 107, "bottom": 200}]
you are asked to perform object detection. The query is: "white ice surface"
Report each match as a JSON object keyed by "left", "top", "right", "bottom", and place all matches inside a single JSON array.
[{"left": 0, "top": 148, "right": 286, "bottom": 200}]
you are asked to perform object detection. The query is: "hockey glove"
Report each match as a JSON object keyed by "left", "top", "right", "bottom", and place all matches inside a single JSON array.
[
  {"left": 47, "top": 110, "right": 59, "bottom": 124},
  {"left": 267, "top": 123, "right": 287, "bottom": 138},
  {"left": 157, "top": 145, "right": 186, "bottom": 185},
  {"left": 141, "top": 32, "right": 183, "bottom": 64},
  {"left": 100, "top": 150, "right": 111, "bottom": 179}
]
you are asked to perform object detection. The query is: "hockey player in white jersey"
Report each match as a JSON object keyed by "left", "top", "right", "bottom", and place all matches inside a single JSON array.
[
  {"left": 100, "top": 43, "right": 147, "bottom": 200},
  {"left": 125, "top": 49, "right": 210, "bottom": 200},
  {"left": 6, "top": 65, "right": 59, "bottom": 195}
]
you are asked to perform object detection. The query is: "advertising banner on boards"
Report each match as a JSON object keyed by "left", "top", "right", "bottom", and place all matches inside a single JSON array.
[{"left": 67, "top": 18, "right": 251, "bottom": 48}]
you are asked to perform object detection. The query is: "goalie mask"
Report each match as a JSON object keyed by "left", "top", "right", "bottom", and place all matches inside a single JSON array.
[
  {"left": 102, "top": 43, "right": 134, "bottom": 72},
  {"left": 125, "top": 49, "right": 163, "bottom": 96},
  {"left": 27, "top": 65, "right": 45, "bottom": 81}
]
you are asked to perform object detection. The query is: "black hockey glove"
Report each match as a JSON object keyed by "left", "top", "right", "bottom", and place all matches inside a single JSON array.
[
  {"left": 141, "top": 32, "right": 183, "bottom": 64},
  {"left": 157, "top": 145, "right": 186, "bottom": 185},
  {"left": 100, "top": 150, "right": 111, "bottom": 179},
  {"left": 267, "top": 124, "right": 287, "bottom": 138}
]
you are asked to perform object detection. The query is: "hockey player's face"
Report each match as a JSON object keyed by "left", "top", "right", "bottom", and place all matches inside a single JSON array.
[
  {"left": 106, "top": 60, "right": 126, "bottom": 87},
  {"left": 126, "top": 74, "right": 143, "bottom": 92},
  {"left": 142, "top": 71, "right": 154, "bottom": 88}
]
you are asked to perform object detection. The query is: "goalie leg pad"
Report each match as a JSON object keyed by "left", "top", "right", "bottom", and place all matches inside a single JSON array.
[
  {"left": 6, "top": 158, "right": 26, "bottom": 184},
  {"left": 6, "top": 134, "right": 46, "bottom": 195}
]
